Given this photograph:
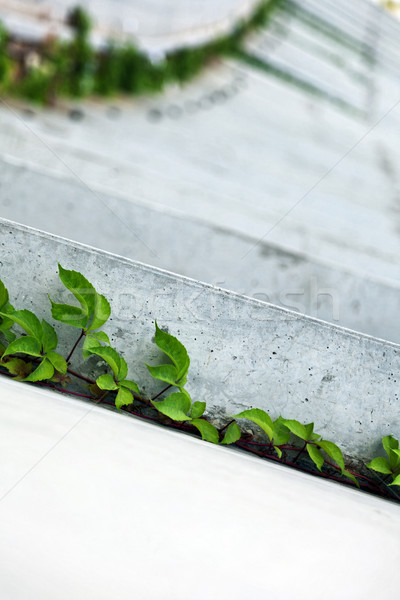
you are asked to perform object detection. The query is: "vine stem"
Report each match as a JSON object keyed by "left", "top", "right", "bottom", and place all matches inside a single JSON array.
[
  {"left": 218, "top": 419, "right": 235, "bottom": 435},
  {"left": 151, "top": 384, "right": 172, "bottom": 402},
  {"left": 67, "top": 368, "right": 95, "bottom": 385},
  {"left": 293, "top": 441, "right": 308, "bottom": 464},
  {"left": 66, "top": 329, "right": 85, "bottom": 363}
]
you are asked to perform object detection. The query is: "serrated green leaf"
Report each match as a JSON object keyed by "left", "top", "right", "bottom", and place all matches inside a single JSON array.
[
  {"left": 87, "top": 346, "right": 121, "bottom": 377},
  {"left": 82, "top": 334, "right": 101, "bottom": 360},
  {"left": 389, "top": 473, "right": 400, "bottom": 487},
  {"left": 282, "top": 419, "right": 308, "bottom": 441},
  {"left": 190, "top": 401, "right": 206, "bottom": 419},
  {"left": 115, "top": 386, "right": 134, "bottom": 411},
  {"left": 366, "top": 457, "right": 392, "bottom": 475},
  {"left": 272, "top": 417, "right": 291, "bottom": 446},
  {"left": 58, "top": 264, "right": 95, "bottom": 317},
  {"left": 2, "top": 336, "right": 42, "bottom": 358},
  {"left": 47, "top": 352, "right": 67, "bottom": 375},
  {"left": 232, "top": 408, "right": 273, "bottom": 441},
  {"left": 96, "top": 373, "right": 118, "bottom": 391},
  {"left": 146, "top": 363, "right": 178, "bottom": 386},
  {"left": 152, "top": 391, "right": 192, "bottom": 421},
  {"left": 1, "top": 309, "right": 42, "bottom": 340},
  {"left": 119, "top": 379, "right": 140, "bottom": 395},
  {"left": 118, "top": 356, "right": 128, "bottom": 382},
  {"left": 49, "top": 299, "right": 89, "bottom": 329},
  {"left": 90, "top": 331, "right": 110, "bottom": 344},
  {"left": 41, "top": 319, "right": 58, "bottom": 353},
  {"left": 153, "top": 321, "right": 190, "bottom": 381},
  {"left": 24, "top": 358, "right": 54, "bottom": 382},
  {"left": 221, "top": 421, "right": 242, "bottom": 445},
  {"left": 317, "top": 440, "right": 345, "bottom": 471},
  {"left": 307, "top": 443, "right": 324, "bottom": 471},
  {"left": 191, "top": 419, "right": 219, "bottom": 444},
  {"left": 88, "top": 293, "right": 111, "bottom": 332},
  {"left": 0, "top": 279, "right": 9, "bottom": 308}
]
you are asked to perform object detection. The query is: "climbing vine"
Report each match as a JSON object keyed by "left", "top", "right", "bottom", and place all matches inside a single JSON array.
[{"left": 0, "top": 265, "right": 398, "bottom": 502}]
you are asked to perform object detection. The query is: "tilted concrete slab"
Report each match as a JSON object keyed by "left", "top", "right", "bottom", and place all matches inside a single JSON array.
[
  {"left": 1, "top": 156, "right": 400, "bottom": 344},
  {"left": 1, "top": 218, "right": 399, "bottom": 462},
  {"left": 0, "top": 377, "right": 399, "bottom": 600}
]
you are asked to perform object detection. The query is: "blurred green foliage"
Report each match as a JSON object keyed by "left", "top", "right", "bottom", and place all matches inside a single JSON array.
[{"left": 0, "top": 0, "right": 282, "bottom": 103}]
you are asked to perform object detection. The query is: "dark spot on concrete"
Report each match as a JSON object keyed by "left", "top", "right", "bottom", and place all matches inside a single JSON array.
[
  {"left": 322, "top": 374, "right": 335, "bottom": 383},
  {"left": 147, "top": 108, "right": 162, "bottom": 122},
  {"left": 69, "top": 108, "right": 84, "bottom": 121}
]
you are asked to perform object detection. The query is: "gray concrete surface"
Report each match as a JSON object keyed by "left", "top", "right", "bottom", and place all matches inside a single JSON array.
[
  {"left": 1, "top": 218, "right": 400, "bottom": 462},
  {"left": 1, "top": 377, "right": 399, "bottom": 600},
  {"left": 1, "top": 157, "right": 400, "bottom": 344}
]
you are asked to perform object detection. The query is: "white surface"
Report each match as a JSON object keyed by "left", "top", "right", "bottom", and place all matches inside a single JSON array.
[{"left": 0, "top": 376, "right": 399, "bottom": 599}]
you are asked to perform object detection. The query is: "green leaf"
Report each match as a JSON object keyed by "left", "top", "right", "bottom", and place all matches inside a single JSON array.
[
  {"left": 146, "top": 364, "right": 178, "bottom": 386},
  {"left": 221, "top": 422, "right": 242, "bottom": 445},
  {"left": 46, "top": 352, "right": 67, "bottom": 375},
  {"left": 190, "top": 401, "right": 206, "bottom": 419},
  {"left": 118, "top": 356, "right": 128, "bottom": 382},
  {"left": 389, "top": 473, "right": 400, "bottom": 487},
  {"left": 82, "top": 334, "right": 101, "bottom": 360},
  {"left": 272, "top": 417, "right": 291, "bottom": 446},
  {"left": 96, "top": 373, "right": 118, "bottom": 391},
  {"left": 191, "top": 419, "right": 219, "bottom": 444},
  {"left": 343, "top": 471, "right": 359, "bottom": 487},
  {"left": 87, "top": 346, "right": 121, "bottom": 377},
  {"left": 1, "top": 357, "right": 32, "bottom": 380},
  {"left": 58, "top": 264, "right": 95, "bottom": 317},
  {"left": 2, "top": 336, "right": 42, "bottom": 358},
  {"left": 2, "top": 328, "right": 16, "bottom": 343},
  {"left": 151, "top": 391, "right": 192, "bottom": 421},
  {"left": 366, "top": 457, "right": 392, "bottom": 475},
  {"left": 382, "top": 436, "right": 400, "bottom": 470},
  {"left": 49, "top": 300, "right": 88, "bottom": 329},
  {"left": 90, "top": 331, "right": 110, "bottom": 344},
  {"left": 115, "top": 386, "right": 134, "bottom": 411},
  {"left": 282, "top": 419, "right": 308, "bottom": 441},
  {"left": 1, "top": 309, "right": 42, "bottom": 340},
  {"left": 232, "top": 408, "right": 273, "bottom": 441},
  {"left": 41, "top": 319, "right": 58, "bottom": 353},
  {"left": 274, "top": 446, "right": 283, "bottom": 458},
  {"left": 153, "top": 321, "right": 190, "bottom": 381},
  {"left": 88, "top": 293, "right": 111, "bottom": 332},
  {"left": 382, "top": 435, "right": 399, "bottom": 455},
  {"left": 119, "top": 379, "right": 140, "bottom": 395},
  {"left": 317, "top": 440, "right": 345, "bottom": 471},
  {"left": 0, "top": 279, "right": 9, "bottom": 308},
  {"left": 24, "top": 358, "right": 54, "bottom": 382},
  {"left": 307, "top": 444, "right": 324, "bottom": 471}
]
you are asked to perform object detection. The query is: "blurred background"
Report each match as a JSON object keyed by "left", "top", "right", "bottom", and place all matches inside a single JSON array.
[{"left": 1, "top": 0, "right": 400, "bottom": 342}]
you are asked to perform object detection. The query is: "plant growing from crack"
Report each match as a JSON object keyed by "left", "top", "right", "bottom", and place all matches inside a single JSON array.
[{"left": 0, "top": 264, "right": 399, "bottom": 500}]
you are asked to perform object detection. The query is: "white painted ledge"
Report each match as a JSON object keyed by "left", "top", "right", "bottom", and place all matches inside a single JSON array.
[{"left": 0, "top": 377, "right": 399, "bottom": 599}]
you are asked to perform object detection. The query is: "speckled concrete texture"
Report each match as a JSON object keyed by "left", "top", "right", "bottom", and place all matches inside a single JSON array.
[{"left": 1, "top": 218, "right": 399, "bottom": 461}]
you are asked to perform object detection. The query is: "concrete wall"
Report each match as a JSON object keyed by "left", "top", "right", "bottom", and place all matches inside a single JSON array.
[
  {"left": 1, "top": 218, "right": 399, "bottom": 461},
  {"left": 1, "top": 158, "right": 400, "bottom": 344}
]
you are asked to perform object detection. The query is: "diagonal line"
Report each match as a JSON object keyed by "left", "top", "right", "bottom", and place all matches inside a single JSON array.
[
  {"left": 0, "top": 402, "right": 96, "bottom": 505},
  {"left": 0, "top": 96, "right": 159, "bottom": 259},
  {"left": 241, "top": 95, "right": 400, "bottom": 260}
]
